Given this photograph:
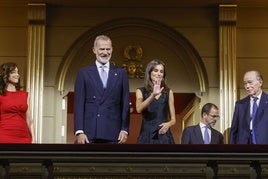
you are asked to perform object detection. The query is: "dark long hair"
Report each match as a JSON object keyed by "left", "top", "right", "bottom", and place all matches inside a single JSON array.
[
  {"left": 0, "top": 62, "right": 21, "bottom": 95},
  {"left": 144, "top": 59, "right": 169, "bottom": 93}
]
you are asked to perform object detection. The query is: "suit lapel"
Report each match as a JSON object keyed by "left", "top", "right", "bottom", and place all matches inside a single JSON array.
[
  {"left": 244, "top": 97, "right": 251, "bottom": 127},
  {"left": 255, "top": 92, "right": 268, "bottom": 125},
  {"left": 210, "top": 129, "right": 218, "bottom": 144},
  {"left": 106, "top": 65, "right": 117, "bottom": 92},
  {"left": 194, "top": 124, "right": 204, "bottom": 144},
  {"left": 100, "top": 65, "right": 118, "bottom": 104},
  {"left": 87, "top": 65, "right": 104, "bottom": 94}
]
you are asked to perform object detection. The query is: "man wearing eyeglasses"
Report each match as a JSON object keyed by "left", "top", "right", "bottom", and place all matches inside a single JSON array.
[
  {"left": 230, "top": 70, "right": 268, "bottom": 144},
  {"left": 181, "top": 103, "right": 224, "bottom": 144}
]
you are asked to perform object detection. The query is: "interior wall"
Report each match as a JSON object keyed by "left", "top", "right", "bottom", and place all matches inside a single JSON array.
[
  {"left": 58, "top": 18, "right": 206, "bottom": 92},
  {"left": 0, "top": 5, "right": 28, "bottom": 86},
  {"left": 1, "top": 3, "right": 268, "bottom": 143},
  {"left": 56, "top": 17, "right": 207, "bottom": 144},
  {"left": 45, "top": 6, "right": 217, "bottom": 143},
  {"left": 236, "top": 7, "right": 268, "bottom": 99},
  {"left": 0, "top": 4, "right": 221, "bottom": 143}
]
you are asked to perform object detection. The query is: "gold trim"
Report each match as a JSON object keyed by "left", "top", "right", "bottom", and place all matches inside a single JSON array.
[
  {"left": 180, "top": 96, "right": 200, "bottom": 130},
  {"left": 123, "top": 45, "right": 143, "bottom": 60},
  {"left": 58, "top": 41, "right": 82, "bottom": 92}
]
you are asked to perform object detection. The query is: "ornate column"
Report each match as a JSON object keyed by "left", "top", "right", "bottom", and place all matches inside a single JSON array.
[
  {"left": 219, "top": 4, "right": 237, "bottom": 144},
  {"left": 27, "top": 3, "right": 46, "bottom": 143}
]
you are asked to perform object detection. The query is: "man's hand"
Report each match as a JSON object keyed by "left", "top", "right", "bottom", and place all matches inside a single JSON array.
[
  {"left": 76, "top": 133, "right": 89, "bottom": 144},
  {"left": 118, "top": 131, "right": 128, "bottom": 144}
]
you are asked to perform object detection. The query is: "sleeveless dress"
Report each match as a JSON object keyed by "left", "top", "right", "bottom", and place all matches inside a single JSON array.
[
  {"left": 137, "top": 87, "right": 175, "bottom": 144},
  {"left": 0, "top": 91, "right": 32, "bottom": 143}
]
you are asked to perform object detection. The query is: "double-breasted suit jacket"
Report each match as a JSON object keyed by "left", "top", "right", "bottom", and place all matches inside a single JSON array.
[
  {"left": 74, "top": 63, "right": 130, "bottom": 142},
  {"left": 181, "top": 124, "right": 223, "bottom": 144},
  {"left": 230, "top": 92, "right": 268, "bottom": 144}
]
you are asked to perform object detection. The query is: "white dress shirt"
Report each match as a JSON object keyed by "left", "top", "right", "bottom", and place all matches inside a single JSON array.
[{"left": 250, "top": 91, "right": 262, "bottom": 130}]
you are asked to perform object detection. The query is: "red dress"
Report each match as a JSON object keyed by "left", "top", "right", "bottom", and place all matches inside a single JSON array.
[{"left": 0, "top": 90, "right": 32, "bottom": 143}]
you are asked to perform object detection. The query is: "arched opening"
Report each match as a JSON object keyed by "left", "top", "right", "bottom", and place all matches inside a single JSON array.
[{"left": 56, "top": 18, "right": 208, "bottom": 143}]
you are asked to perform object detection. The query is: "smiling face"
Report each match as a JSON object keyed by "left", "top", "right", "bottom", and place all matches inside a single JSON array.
[
  {"left": 93, "top": 39, "right": 113, "bottom": 65},
  {"left": 243, "top": 71, "right": 262, "bottom": 98},
  {"left": 8, "top": 67, "right": 20, "bottom": 85},
  {"left": 150, "top": 64, "right": 164, "bottom": 83}
]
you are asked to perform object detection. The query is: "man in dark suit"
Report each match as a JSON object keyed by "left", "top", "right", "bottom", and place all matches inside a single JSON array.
[
  {"left": 230, "top": 70, "right": 268, "bottom": 144},
  {"left": 74, "top": 35, "right": 130, "bottom": 144},
  {"left": 181, "top": 103, "right": 224, "bottom": 144}
]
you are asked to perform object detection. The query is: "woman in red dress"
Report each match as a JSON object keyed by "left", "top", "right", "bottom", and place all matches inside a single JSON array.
[{"left": 0, "top": 62, "right": 34, "bottom": 143}]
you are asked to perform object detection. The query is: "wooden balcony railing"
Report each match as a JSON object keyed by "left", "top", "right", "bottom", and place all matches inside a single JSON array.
[{"left": 1, "top": 144, "right": 268, "bottom": 178}]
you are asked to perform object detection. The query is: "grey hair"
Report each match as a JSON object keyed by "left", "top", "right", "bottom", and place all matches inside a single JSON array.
[{"left": 93, "top": 35, "right": 112, "bottom": 48}]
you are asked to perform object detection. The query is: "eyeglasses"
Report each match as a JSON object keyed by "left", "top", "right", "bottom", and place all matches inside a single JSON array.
[{"left": 208, "top": 114, "right": 220, "bottom": 119}]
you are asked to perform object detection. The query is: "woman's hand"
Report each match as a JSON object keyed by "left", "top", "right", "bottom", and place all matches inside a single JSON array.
[
  {"left": 76, "top": 133, "right": 89, "bottom": 144},
  {"left": 152, "top": 79, "right": 163, "bottom": 96},
  {"left": 158, "top": 122, "right": 170, "bottom": 134}
]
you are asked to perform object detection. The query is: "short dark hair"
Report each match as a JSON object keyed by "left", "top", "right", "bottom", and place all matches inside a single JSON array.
[{"left": 201, "top": 103, "right": 218, "bottom": 117}]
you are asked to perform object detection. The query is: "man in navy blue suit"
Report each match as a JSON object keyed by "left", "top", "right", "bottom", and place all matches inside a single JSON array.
[
  {"left": 74, "top": 35, "right": 130, "bottom": 144},
  {"left": 181, "top": 103, "right": 224, "bottom": 144},
  {"left": 230, "top": 70, "right": 268, "bottom": 144}
]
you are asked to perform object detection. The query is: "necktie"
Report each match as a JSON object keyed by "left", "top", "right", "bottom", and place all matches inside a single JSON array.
[
  {"left": 252, "top": 97, "right": 258, "bottom": 144},
  {"left": 100, "top": 65, "right": 107, "bottom": 88},
  {"left": 204, "top": 125, "right": 210, "bottom": 144}
]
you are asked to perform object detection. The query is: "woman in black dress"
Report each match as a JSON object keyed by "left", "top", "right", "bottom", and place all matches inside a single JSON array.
[{"left": 136, "top": 59, "right": 176, "bottom": 144}]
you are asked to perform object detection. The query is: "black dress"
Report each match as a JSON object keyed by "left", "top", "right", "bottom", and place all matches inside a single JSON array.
[{"left": 137, "top": 87, "right": 175, "bottom": 144}]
